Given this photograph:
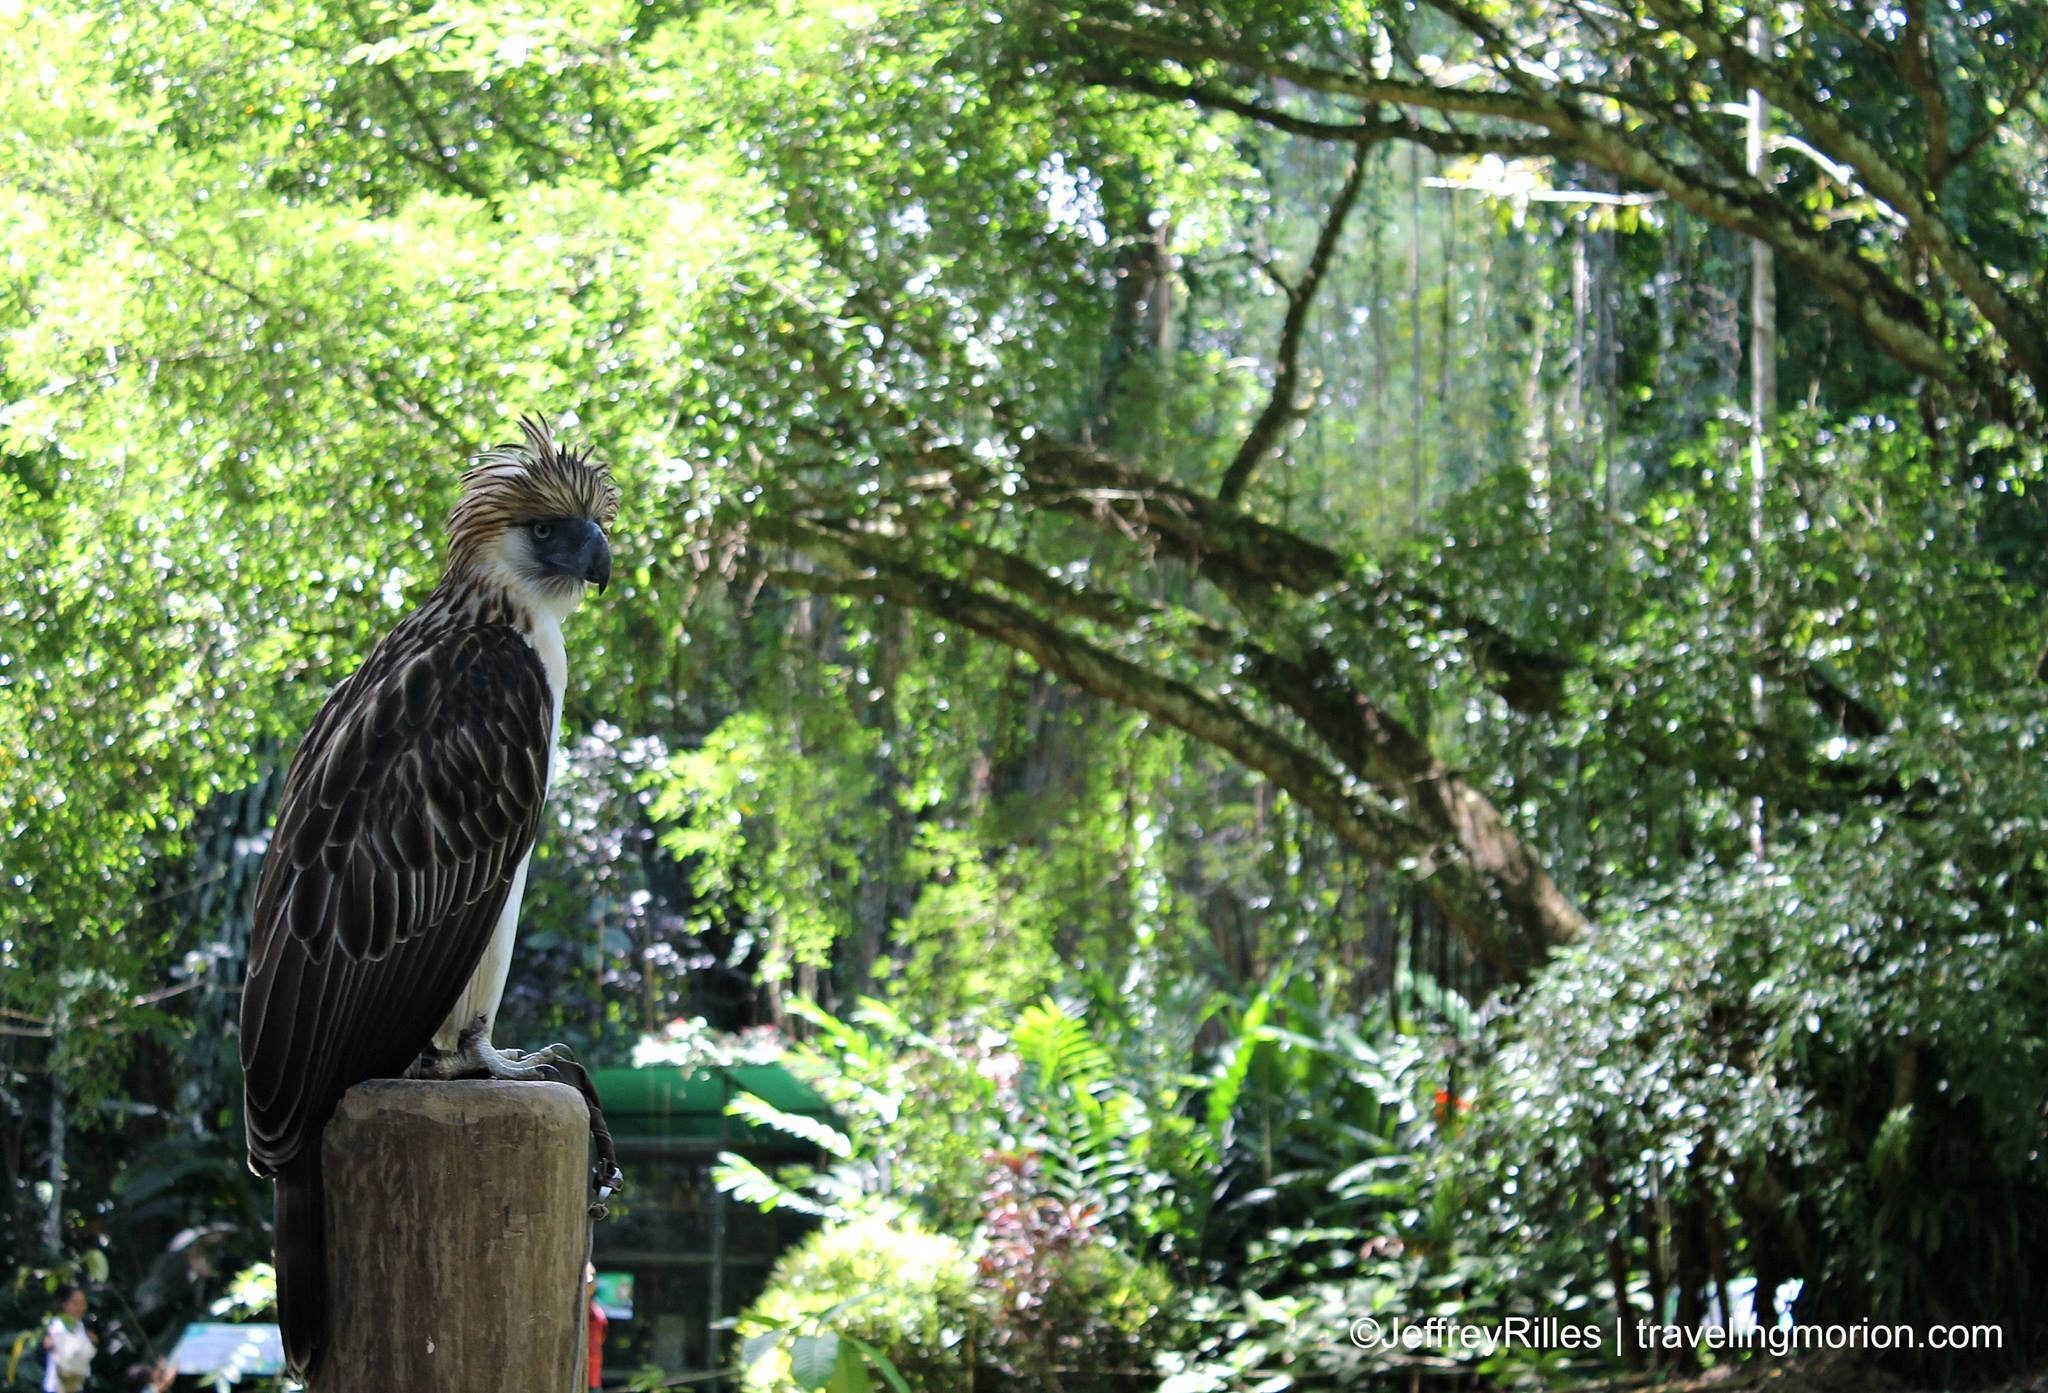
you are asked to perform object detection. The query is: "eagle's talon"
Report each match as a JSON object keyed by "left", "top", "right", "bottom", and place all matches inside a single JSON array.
[
  {"left": 499, "top": 1041, "right": 574, "bottom": 1067},
  {"left": 589, "top": 1162, "right": 624, "bottom": 1218},
  {"left": 474, "top": 1047, "right": 554, "bottom": 1082},
  {"left": 409, "top": 1018, "right": 563, "bottom": 1082}
]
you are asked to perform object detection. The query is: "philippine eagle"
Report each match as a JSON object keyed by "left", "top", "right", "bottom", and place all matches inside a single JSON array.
[{"left": 240, "top": 417, "right": 622, "bottom": 1374}]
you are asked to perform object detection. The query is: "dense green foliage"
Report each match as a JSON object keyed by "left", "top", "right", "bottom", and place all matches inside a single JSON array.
[
  {"left": 723, "top": 992, "right": 1477, "bottom": 1390},
  {"left": 3, "top": 0, "right": 2046, "bottom": 1386},
  {"left": 735, "top": 1205, "right": 1179, "bottom": 1393},
  {"left": 736, "top": 1215, "right": 980, "bottom": 1393}
]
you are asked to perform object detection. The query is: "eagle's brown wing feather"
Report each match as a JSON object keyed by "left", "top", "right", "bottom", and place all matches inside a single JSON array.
[{"left": 240, "top": 617, "right": 553, "bottom": 1173}]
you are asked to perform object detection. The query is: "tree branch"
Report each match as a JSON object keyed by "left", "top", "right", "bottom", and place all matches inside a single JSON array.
[
  {"left": 1219, "top": 150, "right": 1368, "bottom": 505},
  {"left": 1071, "top": 15, "right": 1549, "bottom": 123},
  {"left": 1638, "top": 0, "right": 2048, "bottom": 394},
  {"left": 344, "top": 0, "right": 498, "bottom": 205},
  {"left": 1944, "top": 44, "right": 2048, "bottom": 175},
  {"left": 1018, "top": 433, "right": 1900, "bottom": 763},
  {"left": 1898, "top": 0, "right": 1951, "bottom": 183},
  {"left": 758, "top": 513, "right": 1577, "bottom": 978},
  {"left": 1236, "top": 642, "right": 1585, "bottom": 970},
  {"left": 1081, "top": 63, "right": 1572, "bottom": 160},
  {"left": 1066, "top": 11, "right": 2028, "bottom": 422}
]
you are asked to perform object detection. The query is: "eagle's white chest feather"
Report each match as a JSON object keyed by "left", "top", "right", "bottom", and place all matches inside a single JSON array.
[
  {"left": 523, "top": 607, "right": 570, "bottom": 755},
  {"left": 431, "top": 606, "right": 569, "bottom": 1051}
]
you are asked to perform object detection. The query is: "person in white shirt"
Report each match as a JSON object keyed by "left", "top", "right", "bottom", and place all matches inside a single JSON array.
[{"left": 40, "top": 1285, "right": 95, "bottom": 1393}]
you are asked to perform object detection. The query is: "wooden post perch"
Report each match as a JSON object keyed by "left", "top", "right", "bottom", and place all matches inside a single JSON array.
[{"left": 313, "top": 1079, "right": 592, "bottom": 1393}]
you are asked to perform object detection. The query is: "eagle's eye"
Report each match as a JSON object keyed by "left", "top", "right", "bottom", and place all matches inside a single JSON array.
[{"left": 531, "top": 521, "right": 555, "bottom": 541}]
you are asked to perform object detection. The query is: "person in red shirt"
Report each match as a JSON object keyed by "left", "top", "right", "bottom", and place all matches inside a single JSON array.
[{"left": 585, "top": 1263, "right": 607, "bottom": 1390}]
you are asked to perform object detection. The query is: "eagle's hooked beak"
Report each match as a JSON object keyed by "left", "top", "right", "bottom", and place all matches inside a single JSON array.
[{"left": 581, "top": 527, "right": 612, "bottom": 595}]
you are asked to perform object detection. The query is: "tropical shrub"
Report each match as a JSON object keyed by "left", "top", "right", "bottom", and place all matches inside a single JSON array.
[
  {"left": 1461, "top": 815, "right": 2048, "bottom": 1379},
  {"left": 714, "top": 998, "right": 1005, "bottom": 1233},
  {"left": 974, "top": 1150, "right": 1183, "bottom": 1388},
  {"left": 722, "top": 986, "right": 1521, "bottom": 1391},
  {"left": 736, "top": 1213, "right": 978, "bottom": 1393},
  {"left": 735, "top": 1204, "right": 1179, "bottom": 1393}
]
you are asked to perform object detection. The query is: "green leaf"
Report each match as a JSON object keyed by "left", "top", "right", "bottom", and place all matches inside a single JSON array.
[
  {"left": 787, "top": 1332, "right": 840, "bottom": 1391},
  {"left": 739, "top": 1330, "right": 785, "bottom": 1371},
  {"left": 727, "top": 1090, "right": 854, "bottom": 1157},
  {"left": 1206, "top": 989, "right": 1274, "bottom": 1145},
  {"left": 826, "top": 1339, "right": 876, "bottom": 1393},
  {"left": 843, "top": 1335, "right": 913, "bottom": 1393}
]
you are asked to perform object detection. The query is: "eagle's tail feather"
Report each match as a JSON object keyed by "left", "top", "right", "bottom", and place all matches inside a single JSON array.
[{"left": 275, "top": 1148, "right": 325, "bottom": 1378}]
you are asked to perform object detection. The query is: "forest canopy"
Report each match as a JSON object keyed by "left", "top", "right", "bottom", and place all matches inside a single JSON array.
[{"left": 2, "top": 0, "right": 2045, "bottom": 1387}]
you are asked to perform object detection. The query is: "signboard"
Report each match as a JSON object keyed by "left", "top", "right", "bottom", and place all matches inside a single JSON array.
[
  {"left": 167, "top": 1323, "right": 285, "bottom": 1379},
  {"left": 595, "top": 1271, "right": 635, "bottom": 1321}
]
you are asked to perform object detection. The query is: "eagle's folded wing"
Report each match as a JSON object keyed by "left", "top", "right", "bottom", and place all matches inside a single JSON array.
[{"left": 240, "top": 621, "right": 553, "bottom": 1173}]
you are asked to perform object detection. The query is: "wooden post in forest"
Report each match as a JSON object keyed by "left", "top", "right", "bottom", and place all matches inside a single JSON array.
[{"left": 313, "top": 1079, "right": 592, "bottom": 1393}]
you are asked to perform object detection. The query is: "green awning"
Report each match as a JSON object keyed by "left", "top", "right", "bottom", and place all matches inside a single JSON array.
[{"left": 592, "top": 1063, "right": 831, "bottom": 1143}]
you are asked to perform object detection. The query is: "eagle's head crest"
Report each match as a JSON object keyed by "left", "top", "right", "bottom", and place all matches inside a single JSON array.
[{"left": 446, "top": 415, "right": 621, "bottom": 607}]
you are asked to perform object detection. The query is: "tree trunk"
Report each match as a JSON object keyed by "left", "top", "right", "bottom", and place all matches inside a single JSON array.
[
  {"left": 42, "top": 1000, "right": 66, "bottom": 1254},
  {"left": 848, "top": 606, "right": 911, "bottom": 997},
  {"left": 1570, "top": 200, "right": 1589, "bottom": 499},
  {"left": 1407, "top": 142, "right": 1425, "bottom": 522},
  {"left": 316, "top": 1080, "right": 592, "bottom": 1393},
  {"left": 1746, "top": 10, "right": 1777, "bottom": 858}
]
